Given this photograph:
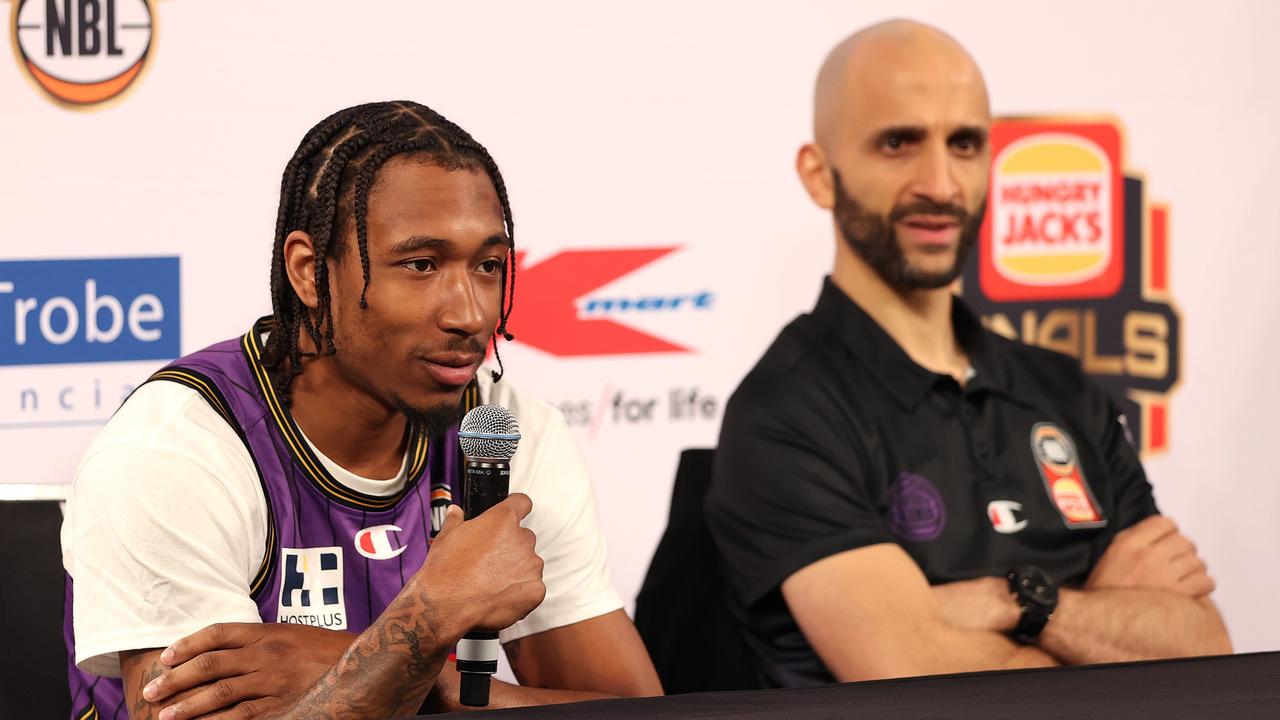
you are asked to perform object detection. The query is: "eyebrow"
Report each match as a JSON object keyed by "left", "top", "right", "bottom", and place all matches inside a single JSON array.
[
  {"left": 949, "top": 125, "right": 989, "bottom": 145},
  {"left": 870, "top": 125, "right": 989, "bottom": 146},
  {"left": 872, "top": 125, "right": 927, "bottom": 146},
  {"left": 390, "top": 234, "right": 510, "bottom": 255}
]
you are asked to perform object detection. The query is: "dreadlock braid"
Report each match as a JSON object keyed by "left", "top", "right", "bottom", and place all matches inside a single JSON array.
[{"left": 262, "top": 101, "right": 518, "bottom": 402}]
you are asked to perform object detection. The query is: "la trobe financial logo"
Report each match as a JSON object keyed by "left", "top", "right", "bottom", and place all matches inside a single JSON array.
[{"left": 11, "top": 0, "right": 154, "bottom": 108}]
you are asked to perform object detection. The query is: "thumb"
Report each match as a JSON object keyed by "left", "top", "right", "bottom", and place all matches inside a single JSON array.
[{"left": 437, "top": 504, "right": 464, "bottom": 538}]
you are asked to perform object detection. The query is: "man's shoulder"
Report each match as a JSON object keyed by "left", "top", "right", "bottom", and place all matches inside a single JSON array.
[
  {"left": 727, "top": 312, "right": 863, "bottom": 420},
  {"left": 84, "top": 380, "right": 247, "bottom": 461}
]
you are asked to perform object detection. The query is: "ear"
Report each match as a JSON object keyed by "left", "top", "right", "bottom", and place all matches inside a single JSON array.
[
  {"left": 796, "top": 142, "right": 836, "bottom": 210},
  {"left": 283, "top": 230, "right": 320, "bottom": 309}
]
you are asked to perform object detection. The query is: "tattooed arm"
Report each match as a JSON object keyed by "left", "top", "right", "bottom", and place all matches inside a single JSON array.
[{"left": 122, "top": 499, "right": 545, "bottom": 720}]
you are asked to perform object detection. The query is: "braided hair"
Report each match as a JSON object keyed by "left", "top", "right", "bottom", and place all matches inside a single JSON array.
[{"left": 262, "top": 101, "right": 517, "bottom": 402}]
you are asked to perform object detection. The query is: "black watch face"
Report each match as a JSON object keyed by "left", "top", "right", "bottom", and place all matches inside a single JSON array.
[{"left": 1018, "top": 570, "right": 1059, "bottom": 608}]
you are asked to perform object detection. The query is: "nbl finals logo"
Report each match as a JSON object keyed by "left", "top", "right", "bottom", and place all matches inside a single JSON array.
[
  {"left": 10, "top": 0, "right": 154, "bottom": 108},
  {"left": 961, "top": 117, "right": 1180, "bottom": 458}
]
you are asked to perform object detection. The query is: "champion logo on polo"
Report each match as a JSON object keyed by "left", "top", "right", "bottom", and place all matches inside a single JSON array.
[
  {"left": 277, "top": 547, "right": 347, "bottom": 630},
  {"left": 988, "top": 500, "right": 1029, "bottom": 534},
  {"left": 355, "top": 525, "right": 408, "bottom": 560},
  {"left": 887, "top": 471, "right": 946, "bottom": 542},
  {"left": 1030, "top": 423, "right": 1107, "bottom": 529}
]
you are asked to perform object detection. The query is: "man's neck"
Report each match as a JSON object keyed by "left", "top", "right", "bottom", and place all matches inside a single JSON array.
[
  {"left": 288, "top": 356, "right": 409, "bottom": 480},
  {"left": 831, "top": 245, "right": 970, "bottom": 383}
]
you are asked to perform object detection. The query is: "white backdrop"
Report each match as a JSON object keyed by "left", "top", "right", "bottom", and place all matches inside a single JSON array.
[{"left": 3, "top": 0, "right": 1279, "bottom": 654}]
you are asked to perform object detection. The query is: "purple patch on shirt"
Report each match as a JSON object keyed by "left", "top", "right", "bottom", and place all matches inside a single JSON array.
[{"left": 887, "top": 471, "right": 946, "bottom": 542}]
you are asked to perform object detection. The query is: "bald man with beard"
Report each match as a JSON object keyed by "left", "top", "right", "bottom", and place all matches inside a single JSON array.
[{"left": 705, "top": 20, "right": 1231, "bottom": 688}]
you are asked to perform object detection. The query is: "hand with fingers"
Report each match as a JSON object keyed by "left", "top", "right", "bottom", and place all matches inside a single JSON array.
[
  {"left": 135, "top": 495, "right": 545, "bottom": 720},
  {"left": 140, "top": 623, "right": 354, "bottom": 720},
  {"left": 1086, "top": 515, "right": 1216, "bottom": 597}
]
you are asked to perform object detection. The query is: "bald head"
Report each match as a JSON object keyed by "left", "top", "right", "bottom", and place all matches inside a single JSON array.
[
  {"left": 796, "top": 20, "right": 993, "bottom": 294},
  {"left": 813, "top": 19, "right": 989, "bottom": 147}
]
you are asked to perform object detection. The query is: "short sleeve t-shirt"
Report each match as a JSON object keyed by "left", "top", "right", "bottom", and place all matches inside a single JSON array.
[{"left": 705, "top": 279, "right": 1158, "bottom": 688}]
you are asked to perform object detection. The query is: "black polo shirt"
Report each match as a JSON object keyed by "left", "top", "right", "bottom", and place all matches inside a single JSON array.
[{"left": 705, "top": 278, "right": 1158, "bottom": 688}]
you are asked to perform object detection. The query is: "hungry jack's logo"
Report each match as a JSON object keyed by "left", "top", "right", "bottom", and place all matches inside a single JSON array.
[
  {"left": 983, "top": 124, "right": 1124, "bottom": 300},
  {"left": 10, "top": 0, "right": 154, "bottom": 108},
  {"left": 962, "top": 117, "right": 1180, "bottom": 459}
]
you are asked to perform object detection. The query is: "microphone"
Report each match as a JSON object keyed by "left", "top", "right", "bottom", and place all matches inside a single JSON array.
[{"left": 456, "top": 404, "right": 521, "bottom": 708}]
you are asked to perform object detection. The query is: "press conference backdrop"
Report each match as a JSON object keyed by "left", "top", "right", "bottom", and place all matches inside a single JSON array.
[{"left": 3, "top": 0, "right": 1278, "bottom": 654}]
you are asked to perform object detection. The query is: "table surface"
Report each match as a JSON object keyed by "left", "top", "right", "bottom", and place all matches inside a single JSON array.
[{"left": 437, "top": 652, "right": 1280, "bottom": 719}]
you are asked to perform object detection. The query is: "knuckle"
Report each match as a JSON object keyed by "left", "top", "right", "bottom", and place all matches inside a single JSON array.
[
  {"left": 264, "top": 640, "right": 288, "bottom": 660},
  {"left": 195, "top": 652, "right": 220, "bottom": 675},
  {"left": 212, "top": 679, "right": 237, "bottom": 704}
]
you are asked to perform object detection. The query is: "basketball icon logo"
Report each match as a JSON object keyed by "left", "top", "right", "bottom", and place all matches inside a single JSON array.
[{"left": 12, "top": 0, "right": 154, "bottom": 108}]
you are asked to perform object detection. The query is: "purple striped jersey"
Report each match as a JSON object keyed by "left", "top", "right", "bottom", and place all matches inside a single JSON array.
[{"left": 65, "top": 317, "right": 478, "bottom": 720}]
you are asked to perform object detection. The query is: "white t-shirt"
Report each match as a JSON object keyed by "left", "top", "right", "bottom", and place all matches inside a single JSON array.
[{"left": 61, "top": 368, "right": 622, "bottom": 678}]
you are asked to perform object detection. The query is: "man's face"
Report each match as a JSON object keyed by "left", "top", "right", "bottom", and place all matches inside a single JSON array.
[
  {"left": 325, "top": 158, "right": 507, "bottom": 429},
  {"left": 827, "top": 50, "right": 991, "bottom": 289}
]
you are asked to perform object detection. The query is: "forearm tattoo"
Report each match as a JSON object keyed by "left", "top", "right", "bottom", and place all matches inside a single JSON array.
[
  {"left": 262, "top": 596, "right": 451, "bottom": 719},
  {"left": 127, "top": 659, "right": 165, "bottom": 720}
]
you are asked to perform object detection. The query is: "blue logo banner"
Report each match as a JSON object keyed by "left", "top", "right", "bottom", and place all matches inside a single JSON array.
[{"left": 0, "top": 257, "right": 180, "bottom": 366}]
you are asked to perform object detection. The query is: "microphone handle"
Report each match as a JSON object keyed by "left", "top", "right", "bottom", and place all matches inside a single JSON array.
[{"left": 458, "top": 457, "right": 511, "bottom": 707}]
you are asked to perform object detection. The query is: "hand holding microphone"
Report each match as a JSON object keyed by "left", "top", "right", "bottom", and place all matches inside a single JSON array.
[{"left": 456, "top": 405, "right": 533, "bottom": 707}]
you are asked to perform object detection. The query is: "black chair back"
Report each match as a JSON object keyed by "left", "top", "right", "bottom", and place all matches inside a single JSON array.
[
  {"left": 0, "top": 499, "right": 72, "bottom": 719},
  {"left": 634, "top": 448, "right": 760, "bottom": 693}
]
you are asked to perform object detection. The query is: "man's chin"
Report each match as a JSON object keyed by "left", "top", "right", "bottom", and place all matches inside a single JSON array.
[{"left": 391, "top": 396, "right": 466, "bottom": 437}]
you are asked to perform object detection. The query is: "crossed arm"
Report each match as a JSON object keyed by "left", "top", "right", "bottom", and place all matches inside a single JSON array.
[
  {"left": 123, "top": 608, "right": 660, "bottom": 719},
  {"left": 119, "top": 499, "right": 660, "bottom": 719},
  {"left": 782, "top": 516, "right": 1231, "bottom": 683}
]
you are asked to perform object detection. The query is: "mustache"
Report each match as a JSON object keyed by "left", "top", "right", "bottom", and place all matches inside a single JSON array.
[
  {"left": 415, "top": 336, "right": 486, "bottom": 357},
  {"left": 889, "top": 199, "right": 971, "bottom": 224}
]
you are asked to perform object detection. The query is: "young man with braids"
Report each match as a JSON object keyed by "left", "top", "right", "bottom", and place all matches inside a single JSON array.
[{"left": 62, "top": 101, "right": 661, "bottom": 719}]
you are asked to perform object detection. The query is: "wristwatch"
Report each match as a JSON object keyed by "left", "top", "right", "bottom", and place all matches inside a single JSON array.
[{"left": 1007, "top": 565, "right": 1058, "bottom": 644}]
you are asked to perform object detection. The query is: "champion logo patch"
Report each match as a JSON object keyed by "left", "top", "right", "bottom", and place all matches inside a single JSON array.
[
  {"left": 277, "top": 547, "right": 347, "bottom": 630},
  {"left": 988, "top": 500, "right": 1029, "bottom": 534},
  {"left": 355, "top": 525, "right": 407, "bottom": 560},
  {"left": 1030, "top": 423, "right": 1106, "bottom": 529}
]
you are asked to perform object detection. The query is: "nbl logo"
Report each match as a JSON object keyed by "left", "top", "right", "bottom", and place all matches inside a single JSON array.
[{"left": 11, "top": 0, "right": 154, "bottom": 108}]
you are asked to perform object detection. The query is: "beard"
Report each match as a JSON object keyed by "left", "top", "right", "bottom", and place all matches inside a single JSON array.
[
  {"left": 392, "top": 396, "right": 466, "bottom": 438},
  {"left": 391, "top": 334, "right": 486, "bottom": 437},
  {"left": 831, "top": 169, "right": 985, "bottom": 290}
]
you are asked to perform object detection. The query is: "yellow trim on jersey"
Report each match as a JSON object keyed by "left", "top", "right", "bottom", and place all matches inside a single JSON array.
[
  {"left": 241, "top": 318, "right": 479, "bottom": 511},
  {"left": 144, "top": 366, "right": 278, "bottom": 598},
  {"left": 76, "top": 702, "right": 98, "bottom": 720}
]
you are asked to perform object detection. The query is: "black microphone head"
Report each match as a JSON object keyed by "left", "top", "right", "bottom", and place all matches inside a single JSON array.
[{"left": 459, "top": 405, "right": 521, "bottom": 460}]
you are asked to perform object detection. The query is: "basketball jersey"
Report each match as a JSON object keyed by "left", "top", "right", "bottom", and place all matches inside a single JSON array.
[{"left": 64, "top": 317, "right": 479, "bottom": 720}]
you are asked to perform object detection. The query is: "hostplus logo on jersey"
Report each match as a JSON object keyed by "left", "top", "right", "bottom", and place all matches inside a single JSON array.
[
  {"left": 278, "top": 547, "right": 348, "bottom": 630},
  {"left": 961, "top": 117, "right": 1180, "bottom": 459},
  {"left": 0, "top": 257, "right": 180, "bottom": 430},
  {"left": 11, "top": 0, "right": 155, "bottom": 108}
]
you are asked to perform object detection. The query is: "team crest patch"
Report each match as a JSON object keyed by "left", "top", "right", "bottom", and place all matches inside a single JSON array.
[
  {"left": 887, "top": 472, "right": 946, "bottom": 542},
  {"left": 1030, "top": 423, "right": 1106, "bottom": 529},
  {"left": 277, "top": 547, "right": 348, "bottom": 630}
]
